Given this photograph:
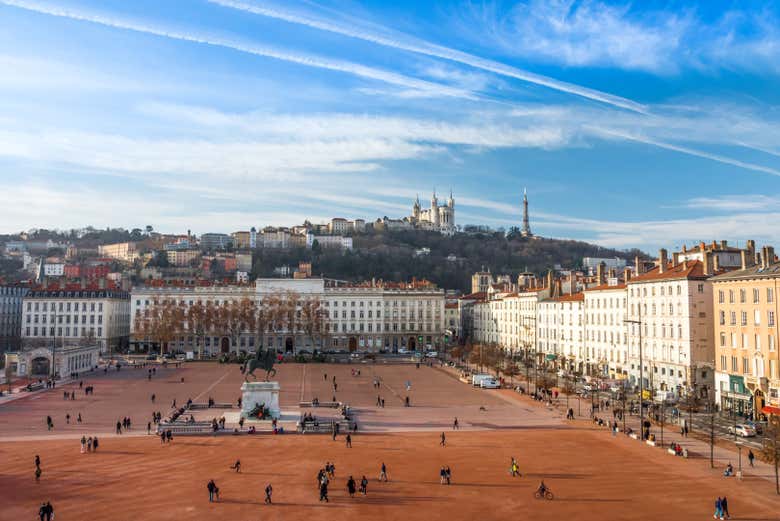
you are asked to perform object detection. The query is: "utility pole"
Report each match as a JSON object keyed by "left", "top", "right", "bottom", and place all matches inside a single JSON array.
[{"left": 625, "top": 303, "right": 644, "bottom": 439}]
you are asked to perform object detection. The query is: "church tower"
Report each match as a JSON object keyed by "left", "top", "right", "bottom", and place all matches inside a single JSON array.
[
  {"left": 521, "top": 188, "right": 533, "bottom": 238},
  {"left": 431, "top": 190, "right": 440, "bottom": 228},
  {"left": 412, "top": 194, "right": 421, "bottom": 220}
]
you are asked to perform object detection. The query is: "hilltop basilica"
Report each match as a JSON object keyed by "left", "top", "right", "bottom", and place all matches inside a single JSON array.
[{"left": 409, "top": 191, "right": 456, "bottom": 235}]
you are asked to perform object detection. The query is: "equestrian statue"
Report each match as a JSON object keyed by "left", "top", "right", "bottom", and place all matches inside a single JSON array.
[{"left": 242, "top": 347, "right": 277, "bottom": 382}]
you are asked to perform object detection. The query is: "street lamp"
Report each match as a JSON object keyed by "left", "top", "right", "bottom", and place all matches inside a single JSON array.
[{"left": 625, "top": 311, "right": 645, "bottom": 439}]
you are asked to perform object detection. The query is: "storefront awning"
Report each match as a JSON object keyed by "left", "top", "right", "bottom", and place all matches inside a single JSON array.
[{"left": 762, "top": 405, "right": 780, "bottom": 416}]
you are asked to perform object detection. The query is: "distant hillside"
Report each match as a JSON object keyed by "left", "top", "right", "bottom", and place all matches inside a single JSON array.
[{"left": 252, "top": 230, "right": 646, "bottom": 293}]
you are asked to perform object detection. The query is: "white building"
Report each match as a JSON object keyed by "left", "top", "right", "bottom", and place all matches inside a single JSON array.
[
  {"left": 409, "top": 191, "right": 455, "bottom": 234},
  {"left": 470, "top": 287, "right": 550, "bottom": 355},
  {"left": 5, "top": 344, "right": 100, "bottom": 378},
  {"left": 131, "top": 278, "right": 445, "bottom": 355},
  {"left": 583, "top": 282, "right": 628, "bottom": 378},
  {"left": 537, "top": 293, "right": 584, "bottom": 369},
  {"left": 22, "top": 286, "right": 131, "bottom": 354},
  {"left": 166, "top": 249, "right": 200, "bottom": 267},
  {"left": 312, "top": 235, "right": 353, "bottom": 250},
  {"left": 626, "top": 251, "right": 716, "bottom": 400},
  {"left": 98, "top": 242, "right": 138, "bottom": 263},
  {"left": 43, "top": 263, "right": 65, "bottom": 277}
]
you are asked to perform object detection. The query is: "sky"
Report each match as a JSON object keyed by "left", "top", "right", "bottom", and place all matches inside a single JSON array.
[{"left": 0, "top": 0, "right": 779, "bottom": 251}]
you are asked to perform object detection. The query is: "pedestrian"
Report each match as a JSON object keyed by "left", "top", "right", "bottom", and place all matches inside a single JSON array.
[
  {"left": 714, "top": 496, "right": 723, "bottom": 520},
  {"left": 748, "top": 450, "right": 755, "bottom": 467},
  {"left": 231, "top": 459, "right": 241, "bottom": 473},
  {"left": 166, "top": 429, "right": 173, "bottom": 443},
  {"left": 147, "top": 422, "right": 152, "bottom": 435},
  {"left": 207, "top": 479, "right": 217, "bottom": 502},
  {"left": 319, "top": 480, "right": 329, "bottom": 502},
  {"left": 35, "top": 454, "right": 41, "bottom": 469},
  {"left": 151, "top": 393, "right": 155, "bottom": 403},
  {"left": 360, "top": 475, "right": 368, "bottom": 495},
  {"left": 440, "top": 432, "right": 446, "bottom": 447},
  {"left": 445, "top": 466, "right": 451, "bottom": 485},
  {"left": 35, "top": 464, "right": 42, "bottom": 482},
  {"left": 379, "top": 462, "right": 388, "bottom": 482},
  {"left": 160, "top": 431, "right": 166, "bottom": 444},
  {"left": 116, "top": 421, "right": 122, "bottom": 434},
  {"left": 77, "top": 413, "right": 82, "bottom": 424},
  {"left": 324, "top": 373, "right": 328, "bottom": 381},
  {"left": 87, "top": 437, "right": 93, "bottom": 452},
  {"left": 721, "top": 496, "right": 730, "bottom": 519},
  {"left": 347, "top": 475, "right": 357, "bottom": 497},
  {"left": 66, "top": 413, "right": 70, "bottom": 424},
  {"left": 346, "top": 434, "right": 352, "bottom": 448},
  {"left": 46, "top": 416, "right": 53, "bottom": 431},
  {"left": 510, "top": 457, "right": 519, "bottom": 477},
  {"left": 453, "top": 417, "right": 459, "bottom": 430},
  {"left": 38, "top": 502, "right": 46, "bottom": 521},
  {"left": 439, "top": 466, "right": 447, "bottom": 484},
  {"left": 93, "top": 436, "right": 98, "bottom": 451},
  {"left": 265, "top": 483, "right": 273, "bottom": 504}
]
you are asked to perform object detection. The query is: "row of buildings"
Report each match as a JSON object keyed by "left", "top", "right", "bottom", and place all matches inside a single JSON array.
[{"left": 463, "top": 241, "right": 779, "bottom": 420}]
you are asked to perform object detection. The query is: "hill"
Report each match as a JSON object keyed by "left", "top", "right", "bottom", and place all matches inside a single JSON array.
[{"left": 251, "top": 230, "right": 645, "bottom": 293}]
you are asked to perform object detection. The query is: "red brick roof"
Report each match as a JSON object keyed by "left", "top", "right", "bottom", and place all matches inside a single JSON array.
[
  {"left": 551, "top": 292, "right": 584, "bottom": 302},
  {"left": 584, "top": 283, "right": 627, "bottom": 292},
  {"left": 628, "top": 260, "right": 715, "bottom": 283}
]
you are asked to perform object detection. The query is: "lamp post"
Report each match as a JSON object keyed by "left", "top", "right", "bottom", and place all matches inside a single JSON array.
[
  {"left": 51, "top": 306, "right": 58, "bottom": 380},
  {"left": 625, "top": 307, "right": 644, "bottom": 439}
]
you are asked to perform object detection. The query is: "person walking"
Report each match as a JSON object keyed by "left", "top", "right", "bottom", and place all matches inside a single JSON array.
[
  {"left": 721, "top": 496, "right": 730, "bottom": 519},
  {"left": 230, "top": 459, "right": 241, "bottom": 473},
  {"left": 66, "top": 413, "right": 70, "bottom": 424},
  {"left": 360, "top": 475, "right": 368, "bottom": 495},
  {"left": 147, "top": 422, "right": 152, "bottom": 435},
  {"left": 445, "top": 466, "right": 451, "bottom": 485},
  {"left": 43, "top": 502, "right": 53, "bottom": 521},
  {"left": 35, "top": 460, "right": 42, "bottom": 482},
  {"left": 347, "top": 475, "right": 357, "bottom": 497},
  {"left": 116, "top": 421, "right": 122, "bottom": 435},
  {"left": 38, "top": 502, "right": 47, "bottom": 521},
  {"left": 46, "top": 416, "right": 53, "bottom": 431},
  {"left": 510, "top": 457, "right": 519, "bottom": 477},
  {"left": 345, "top": 434, "right": 352, "bottom": 448},
  {"left": 453, "top": 417, "right": 459, "bottom": 430},
  {"left": 379, "top": 462, "right": 388, "bottom": 482},
  {"left": 439, "top": 466, "right": 447, "bottom": 484},
  {"left": 714, "top": 496, "right": 723, "bottom": 520},
  {"left": 748, "top": 450, "right": 755, "bottom": 467},
  {"left": 77, "top": 413, "right": 82, "bottom": 424},
  {"left": 80, "top": 435, "right": 87, "bottom": 454},
  {"left": 207, "top": 479, "right": 217, "bottom": 502},
  {"left": 440, "top": 432, "right": 446, "bottom": 447},
  {"left": 93, "top": 436, "right": 99, "bottom": 451},
  {"left": 319, "top": 479, "right": 329, "bottom": 502},
  {"left": 264, "top": 484, "right": 273, "bottom": 504}
]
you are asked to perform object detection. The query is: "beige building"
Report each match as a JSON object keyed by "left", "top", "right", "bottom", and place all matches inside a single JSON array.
[
  {"left": 537, "top": 293, "right": 584, "bottom": 370},
  {"left": 98, "top": 242, "right": 138, "bottom": 263},
  {"left": 22, "top": 286, "right": 131, "bottom": 354},
  {"left": 711, "top": 246, "right": 780, "bottom": 418},
  {"left": 166, "top": 249, "right": 200, "bottom": 267},
  {"left": 583, "top": 282, "right": 628, "bottom": 378}
]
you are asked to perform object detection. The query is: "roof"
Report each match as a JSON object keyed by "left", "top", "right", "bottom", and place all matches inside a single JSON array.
[
  {"left": 627, "top": 260, "right": 715, "bottom": 284},
  {"left": 460, "top": 291, "right": 487, "bottom": 300},
  {"left": 444, "top": 302, "right": 459, "bottom": 309},
  {"left": 584, "top": 283, "right": 627, "bottom": 292},
  {"left": 550, "top": 293, "right": 584, "bottom": 303},
  {"left": 710, "top": 262, "right": 780, "bottom": 282}
]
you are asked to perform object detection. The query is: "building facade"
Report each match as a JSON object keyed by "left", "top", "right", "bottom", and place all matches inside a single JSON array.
[
  {"left": 583, "top": 283, "right": 628, "bottom": 378},
  {"left": 22, "top": 287, "right": 131, "bottom": 354},
  {"left": 711, "top": 248, "right": 780, "bottom": 419},
  {"left": 0, "top": 284, "right": 29, "bottom": 353},
  {"left": 98, "top": 242, "right": 138, "bottom": 263}
]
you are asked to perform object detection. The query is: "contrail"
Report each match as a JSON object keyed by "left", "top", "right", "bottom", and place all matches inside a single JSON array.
[
  {"left": 0, "top": 0, "right": 473, "bottom": 99},
  {"left": 207, "top": 0, "right": 648, "bottom": 113},
  {"left": 590, "top": 126, "right": 780, "bottom": 177}
]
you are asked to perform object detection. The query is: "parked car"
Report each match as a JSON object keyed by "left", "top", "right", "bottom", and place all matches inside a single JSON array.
[
  {"left": 425, "top": 351, "right": 438, "bottom": 358},
  {"left": 480, "top": 378, "right": 500, "bottom": 389},
  {"left": 728, "top": 424, "right": 757, "bottom": 437},
  {"left": 398, "top": 348, "right": 409, "bottom": 354},
  {"left": 349, "top": 353, "right": 360, "bottom": 359},
  {"left": 745, "top": 420, "right": 764, "bottom": 434}
]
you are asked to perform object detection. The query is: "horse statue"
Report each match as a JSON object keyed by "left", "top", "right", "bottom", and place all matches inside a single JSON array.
[{"left": 242, "top": 347, "right": 277, "bottom": 382}]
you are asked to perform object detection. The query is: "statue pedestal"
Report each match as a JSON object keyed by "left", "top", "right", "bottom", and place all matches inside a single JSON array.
[{"left": 241, "top": 381, "right": 281, "bottom": 420}]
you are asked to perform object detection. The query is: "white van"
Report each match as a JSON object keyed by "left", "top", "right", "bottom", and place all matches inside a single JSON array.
[
  {"left": 480, "top": 378, "right": 500, "bottom": 389},
  {"left": 471, "top": 374, "right": 493, "bottom": 386}
]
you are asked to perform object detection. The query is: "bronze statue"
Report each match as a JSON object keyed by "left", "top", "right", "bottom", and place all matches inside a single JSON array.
[{"left": 242, "top": 347, "right": 277, "bottom": 382}]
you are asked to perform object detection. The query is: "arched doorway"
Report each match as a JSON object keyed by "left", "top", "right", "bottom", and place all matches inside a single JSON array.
[
  {"left": 408, "top": 336, "right": 417, "bottom": 351},
  {"left": 285, "top": 337, "right": 294, "bottom": 353},
  {"left": 220, "top": 337, "right": 230, "bottom": 354},
  {"left": 348, "top": 337, "right": 357, "bottom": 353},
  {"left": 31, "top": 356, "right": 50, "bottom": 376}
]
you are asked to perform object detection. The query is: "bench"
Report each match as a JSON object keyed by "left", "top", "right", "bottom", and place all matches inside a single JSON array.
[
  {"left": 158, "top": 423, "right": 214, "bottom": 435},
  {"left": 25, "top": 383, "right": 45, "bottom": 392},
  {"left": 298, "top": 420, "right": 353, "bottom": 434},
  {"left": 299, "top": 401, "right": 342, "bottom": 408},
  {"left": 188, "top": 403, "right": 233, "bottom": 410}
]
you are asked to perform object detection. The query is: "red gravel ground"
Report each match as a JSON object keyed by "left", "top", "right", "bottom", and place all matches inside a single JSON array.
[
  {"left": 2, "top": 363, "right": 779, "bottom": 520},
  {"left": 3, "top": 427, "right": 779, "bottom": 521}
]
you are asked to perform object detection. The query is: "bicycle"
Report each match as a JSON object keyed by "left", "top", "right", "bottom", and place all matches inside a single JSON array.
[{"left": 534, "top": 489, "right": 554, "bottom": 500}]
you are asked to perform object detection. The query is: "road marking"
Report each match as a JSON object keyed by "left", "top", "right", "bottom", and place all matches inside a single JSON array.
[
  {"left": 193, "top": 370, "right": 232, "bottom": 403},
  {"left": 299, "top": 364, "right": 306, "bottom": 402}
]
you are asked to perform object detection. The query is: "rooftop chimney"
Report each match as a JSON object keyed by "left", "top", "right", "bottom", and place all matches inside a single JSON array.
[
  {"left": 740, "top": 250, "right": 748, "bottom": 271},
  {"left": 597, "top": 262, "right": 606, "bottom": 285},
  {"left": 623, "top": 267, "right": 632, "bottom": 282},
  {"left": 713, "top": 254, "right": 720, "bottom": 272},
  {"left": 700, "top": 241, "right": 706, "bottom": 253},
  {"left": 634, "top": 255, "right": 643, "bottom": 275},
  {"left": 703, "top": 251, "right": 712, "bottom": 276},
  {"left": 746, "top": 240, "right": 756, "bottom": 257},
  {"left": 721, "top": 240, "right": 728, "bottom": 249},
  {"left": 658, "top": 248, "right": 668, "bottom": 274},
  {"left": 767, "top": 246, "right": 776, "bottom": 267},
  {"left": 608, "top": 267, "right": 616, "bottom": 279},
  {"left": 761, "top": 246, "right": 769, "bottom": 269},
  {"left": 672, "top": 252, "right": 680, "bottom": 266},
  {"left": 681, "top": 244, "right": 687, "bottom": 253}
]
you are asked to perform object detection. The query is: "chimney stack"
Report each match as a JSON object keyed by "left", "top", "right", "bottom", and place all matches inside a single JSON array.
[
  {"left": 658, "top": 248, "right": 668, "bottom": 274},
  {"left": 672, "top": 252, "right": 680, "bottom": 266},
  {"left": 682, "top": 244, "right": 687, "bottom": 253},
  {"left": 700, "top": 241, "right": 706, "bottom": 253},
  {"left": 703, "top": 251, "right": 712, "bottom": 276},
  {"left": 624, "top": 267, "right": 632, "bottom": 282},
  {"left": 713, "top": 254, "right": 720, "bottom": 272},
  {"left": 608, "top": 267, "right": 616, "bottom": 279},
  {"left": 597, "top": 262, "right": 606, "bottom": 285},
  {"left": 721, "top": 240, "right": 728, "bottom": 249},
  {"left": 747, "top": 240, "right": 756, "bottom": 257},
  {"left": 766, "top": 246, "right": 776, "bottom": 267},
  {"left": 634, "top": 255, "right": 643, "bottom": 275},
  {"left": 741, "top": 250, "right": 748, "bottom": 270},
  {"left": 761, "top": 246, "right": 769, "bottom": 269},
  {"left": 546, "top": 270, "right": 553, "bottom": 290}
]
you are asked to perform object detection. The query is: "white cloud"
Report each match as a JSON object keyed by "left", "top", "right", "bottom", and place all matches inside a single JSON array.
[
  {"left": 205, "top": 0, "right": 647, "bottom": 112},
  {"left": 684, "top": 195, "right": 780, "bottom": 212}
]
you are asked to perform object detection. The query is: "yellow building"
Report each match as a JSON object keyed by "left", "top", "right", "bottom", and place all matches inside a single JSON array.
[{"left": 711, "top": 246, "right": 780, "bottom": 419}]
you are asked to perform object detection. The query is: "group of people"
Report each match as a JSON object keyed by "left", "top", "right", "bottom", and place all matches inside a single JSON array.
[
  {"left": 713, "top": 496, "right": 731, "bottom": 519},
  {"left": 438, "top": 466, "right": 452, "bottom": 485},
  {"left": 160, "top": 429, "right": 173, "bottom": 443},
  {"left": 116, "top": 417, "right": 132, "bottom": 434},
  {"left": 315, "top": 461, "right": 375, "bottom": 502},
  {"left": 79, "top": 435, "right": 99, "bottom": 453}
]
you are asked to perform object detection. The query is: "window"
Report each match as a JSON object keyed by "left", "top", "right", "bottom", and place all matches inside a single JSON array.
[
  {"left": 739, "top": 289, "right": 746, "bottom": 303},
  {"left": 731, "top": 356, "right": 737, "bottom": 372},
  {"left": 770, "top": 335, "right": 776, "bottom": 352},
  {"left": 754, "top": 309, "right": 761, "bottom": 326},
  {"left": 742, "top": 357, "right": 749, "bottom": 374},
  {"left": 741, "top": 311, "right": 747, "bottom": 326},
  {"left": 753, "top": 288, "right": 760, "bottom": 303},
  {"left": 697, "top": 284, "right": 704, "bottom": 293},
  {"left": 769, "top": 311, "right": 775, "bottom": 327},
  {"left": 720, "top": 332, "right": 726, "bottom": 347},
  {"left": 720, "top": 355, "right": 726, "bottom": 370},
  {"left": 768, "top": 288, "right": 774, "bottom": 303}
]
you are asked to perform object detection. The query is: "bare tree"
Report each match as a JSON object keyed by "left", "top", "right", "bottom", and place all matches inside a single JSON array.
[
  {"left": 300, "top": 296, "right": 324, "bottom": 352},
  {"left": 186, "top": 301, "right": 212, "bottom": 359},
  {"left": 762, "top": 414, "right": 780, "bottom": 495}
]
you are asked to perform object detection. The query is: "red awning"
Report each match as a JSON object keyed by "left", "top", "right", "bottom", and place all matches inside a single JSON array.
[{"left": 761, "top": 405, "right": 780, "bottom": 415}]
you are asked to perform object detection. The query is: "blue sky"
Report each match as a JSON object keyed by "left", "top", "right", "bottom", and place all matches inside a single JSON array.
[{"left": 1, "top": 0, "right": 779, "bottom": 251}]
